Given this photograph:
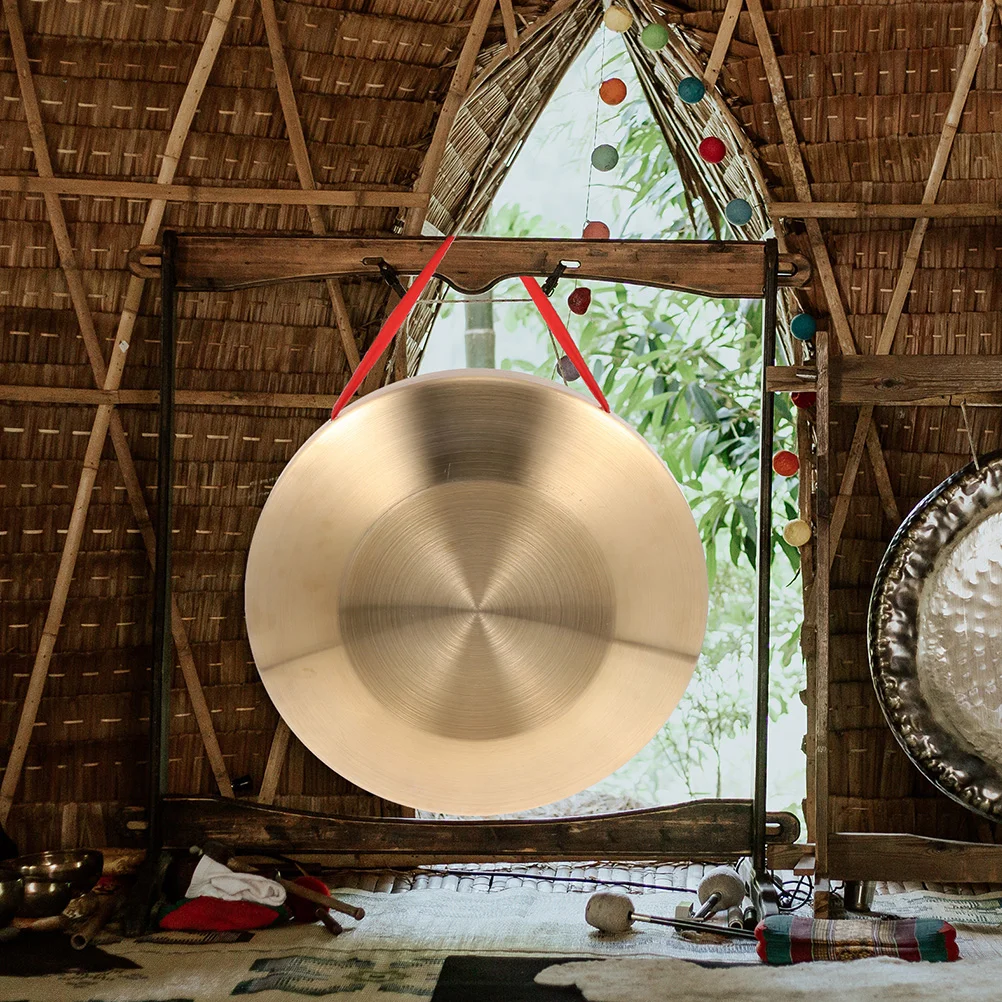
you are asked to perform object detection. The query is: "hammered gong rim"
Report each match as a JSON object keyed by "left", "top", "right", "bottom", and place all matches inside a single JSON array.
[{"left": 869, "top": 450, "right": 1002, "bottom": 821}]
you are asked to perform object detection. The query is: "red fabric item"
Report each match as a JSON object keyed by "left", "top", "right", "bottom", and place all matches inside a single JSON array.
[
  {"left": 160, "top": 896, "right": 279, "bottom": 931},
  {"left": 289, "top": 875, "right": 331, "bottom": 923}
]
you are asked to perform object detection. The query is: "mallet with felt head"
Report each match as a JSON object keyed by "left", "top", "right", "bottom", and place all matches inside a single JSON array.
[{"left": 585, "top": 892, "right": 757, "bottom": 940}]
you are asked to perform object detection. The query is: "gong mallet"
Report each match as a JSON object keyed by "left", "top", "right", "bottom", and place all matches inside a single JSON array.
[
  {"left": 585, "top": 892, "right": 757, "bottom": 941},
  {"left": 677, "top": 866, "right": 746, "bottom": 922}
]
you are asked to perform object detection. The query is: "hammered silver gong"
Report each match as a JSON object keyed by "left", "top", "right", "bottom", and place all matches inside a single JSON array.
[
  {"left": 245, "top": 370, "right": 708, "bottom": 815},
  {"left": 870, "top": 453, "right": 1002, "bottom": 820}
]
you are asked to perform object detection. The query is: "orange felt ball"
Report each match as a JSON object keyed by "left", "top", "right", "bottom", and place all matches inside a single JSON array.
[
  {"left": 773, "top": 450, "right": 800, "bottom": 477},
  {"left": 599, "top": 78, "right": 628, "bottom": 105},
  {"left": 582, "top": 220, "right": 610, "bottom": 240}
]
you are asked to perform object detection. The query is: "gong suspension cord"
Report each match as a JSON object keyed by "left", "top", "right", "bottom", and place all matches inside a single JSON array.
[{"left": 329, "top": 234, "right": 612, "bottom": 418}]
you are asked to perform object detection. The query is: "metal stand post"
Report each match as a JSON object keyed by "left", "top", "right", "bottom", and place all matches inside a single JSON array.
[
  {"left": 750, "top": 238, "right": 781, "bottom": 921},
  {"left": 123, "top": 230, "right": 177, "bottom": 935}
]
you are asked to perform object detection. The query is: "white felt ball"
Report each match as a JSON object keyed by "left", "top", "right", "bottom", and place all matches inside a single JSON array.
[
  {"left": 585, "top": 892, "right": 635, "bottom": 933},
  {"left": 697, "top": 866, "right": 745, "bottom": 909}
]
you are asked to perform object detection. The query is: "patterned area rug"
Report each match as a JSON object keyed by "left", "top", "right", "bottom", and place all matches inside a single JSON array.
[
  {"left": 0, "top": 887, "right": 757, "bottom": 1000},
  {"left": 536, "top": 955, "right": 1002, "bottom": 1001},
  {"left": 873, "top": 887, "right": 1002, "bottom": 961}
]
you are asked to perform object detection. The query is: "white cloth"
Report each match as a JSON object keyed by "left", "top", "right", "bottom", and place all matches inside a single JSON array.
[{"left": 185, "top": 854, "right": 287, "bottom": 907}]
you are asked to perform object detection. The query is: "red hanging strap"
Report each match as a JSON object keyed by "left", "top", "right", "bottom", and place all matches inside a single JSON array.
[
  {"left": 328, "top": 235, "right": 611, "bottom": 420},
  {"left": 330, "top": 234, "right": 456, "bottom": 420},
  {"left": 520, "top": 276, "right": 610, "bottom": 412}
]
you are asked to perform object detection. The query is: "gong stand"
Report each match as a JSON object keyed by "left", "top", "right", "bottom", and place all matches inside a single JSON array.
[{"left": 138, "top": 234, "right": 809, "bottom": 921}]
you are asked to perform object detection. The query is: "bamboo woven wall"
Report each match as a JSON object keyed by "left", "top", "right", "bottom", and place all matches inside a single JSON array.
[
  {"left": 669, "top": 0, "right": 1002, "bottom": 846},
  {"left": 0, "top": 0, "right": 598, "bottom": 852}
]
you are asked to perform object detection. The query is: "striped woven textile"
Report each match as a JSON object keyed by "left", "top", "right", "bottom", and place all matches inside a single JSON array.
[{"left": 756, "top": 915, "right": 960, "bottom": 965}]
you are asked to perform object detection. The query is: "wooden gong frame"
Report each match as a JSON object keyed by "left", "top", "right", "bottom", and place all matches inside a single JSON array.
[{"left": 136, "top": 234, "right": 809, "bottom": 899}]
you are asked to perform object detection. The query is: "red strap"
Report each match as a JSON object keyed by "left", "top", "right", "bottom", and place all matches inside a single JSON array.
[
  {"left": 330, "top": 234, "right": 456, "bottom": 420},
  {"left": 329, "top": 235, "right": 611, "bottom": 419},
  {"left": 520, "top": 276, "right": 610, "bottom": 412}
]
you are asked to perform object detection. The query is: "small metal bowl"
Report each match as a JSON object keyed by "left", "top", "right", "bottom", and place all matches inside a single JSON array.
[
  {"left": 14, "top": 850, "right": 103, "bottom": 895},
  {"left": 0, "top": 869, "right": 23, "bottom": 927},
  {"left": 18, "top": 878, "right": 74, "bottom": 919}
]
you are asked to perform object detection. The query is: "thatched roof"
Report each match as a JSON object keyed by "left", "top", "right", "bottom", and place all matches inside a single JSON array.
[
  {"left": 3, "top": 0, "right": 1000, "bottom": 866},
  {"left": 0, "top": 0, "right": 598, "bottom": 851}
]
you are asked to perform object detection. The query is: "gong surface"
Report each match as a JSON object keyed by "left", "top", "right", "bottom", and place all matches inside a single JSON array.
[
  {"left": 870, "top": 453, "right": 1002, "bottom": 820},
  {"left": 245, "top": 370, "right": 707, "bottom": 815}
]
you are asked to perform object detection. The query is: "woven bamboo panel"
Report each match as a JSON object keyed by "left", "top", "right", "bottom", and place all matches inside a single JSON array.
[{"left": 0, "top": 0, "right": 599, "bottom": 851}]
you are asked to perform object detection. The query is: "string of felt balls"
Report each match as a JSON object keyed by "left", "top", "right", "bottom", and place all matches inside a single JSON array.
[
  {"left": 555, "top": 5, "right": 671, "bottom": 380},
  {"left": 581, "top": 6, "right": 822, "bottom": 554}
]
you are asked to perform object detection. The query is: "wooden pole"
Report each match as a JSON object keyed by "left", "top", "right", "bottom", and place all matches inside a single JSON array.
[
  {"left": 771, "top": 201, "right": 1002, "bottom": 219},
  {"left": 499, "top": 0, "right": 519, "bottom": 55},
  {"left": 0, "top": 385, "right": 342, "bottom": 408},
  {"left": 702, "top": 0, "right": 744, "bottom": 91},
  {"left": 259, "top": 0, "right": 361, "bottom": 371},
  {"left": 0, "top": 174, "right": 428, "bottom": 207},
  {"left": 403, "top": 0, "right": 497, "bottom": 236}
]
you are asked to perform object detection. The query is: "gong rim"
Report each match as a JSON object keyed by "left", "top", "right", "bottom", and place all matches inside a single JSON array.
[
  {"left": 245, "top": 369, "right": 708, "bottom": 815},
  {"left": 869, "top": 450, "right": 1002, "bottom": 821}
]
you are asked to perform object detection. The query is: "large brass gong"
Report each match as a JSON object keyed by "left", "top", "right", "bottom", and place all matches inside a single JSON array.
[{"left": 245, "top": 370, "right": 708, "bottom": 815}]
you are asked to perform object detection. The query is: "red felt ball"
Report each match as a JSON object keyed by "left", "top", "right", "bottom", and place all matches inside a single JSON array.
[
  {"left": 698, "top": 136, "right": 727, "bottom": 164},
  {"left": 582, "top": 220, "right": 610, "bottom": 240},
  {"left": 289, "top": 875, "right": 331, "bottom": 923},
  {"left": 568, "top": 288, "right": 591, "bottom": 315},
  {"left": 599, "top": 78, "right": 628, "bottom": 105},
  {"left": 790, "top": 391, "right": 816, "bottom": 410},
  {"left": 773, "top": 450, "right": 800, "bottom": 477}
]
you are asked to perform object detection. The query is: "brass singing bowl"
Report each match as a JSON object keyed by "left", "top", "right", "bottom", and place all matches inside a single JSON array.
[{"left": 245, "top": 370, "right": 708, "bottom": 815}]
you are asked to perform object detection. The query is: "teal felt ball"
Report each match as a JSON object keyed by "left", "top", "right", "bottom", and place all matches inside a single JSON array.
[
  {"left": 791, "top": 313, "right": 817, "bottom": 340},
  {"left": 591, "top": 144, "right": 619, "bottom": 172},
  {"left": 677, "top": 76, "right": 706, "bottom": 104},
  {"left": 725, "top": 198, "right": 753, "bottom": 226},
  {"left": 641, "top": 23, "right": 669, "bottom": 50}
]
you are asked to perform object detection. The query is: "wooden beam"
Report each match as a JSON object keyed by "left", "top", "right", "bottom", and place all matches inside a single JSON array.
[
  {"left": 0, "top": 385, "right": 341, "bottom": 409},
  {"left": 0, "top": 0, "right": 238, "bottom": 824},
  {"left": 499, "top": 0, "right": 519, "bottom": 55},
  {"left": 160, "top": 235, "right": 811, "bottom": 296},
  {"left": 768, "top": 355, "right": 1002, "bottom": 405},
  {"left": 164, "top": 796, "right": 801, "bottom": 858},
  {"left": 771, "top": 201, "right": 1002, "bottom": 220},
  {"left": 257, "top": 720, "right": 290, "bottom": 806},
  {"left": 812, "top": 332, "right": 831, "bottom": 874},
  {"left": 404, "top": 0, "right": 497, "bottom": 235},
  {"left": 828, "top": 403, "right": 872, "bottom": 570},
  {"left": 0, "top": 174, "right": 429, "bottom": 208},
  {"left": 702, "top": 0, "right": 743, "bottom": 90},
  {"left": 259, "top": 0, "right": 360, "bottom": 371},
  {"left": 828, "top": 832, "right": 1002, "bottom": 883}
]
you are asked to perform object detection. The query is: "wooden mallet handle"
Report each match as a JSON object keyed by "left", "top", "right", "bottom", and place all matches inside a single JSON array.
[{"left": 223, "top": 858, "right": 364, "bottom": 921}]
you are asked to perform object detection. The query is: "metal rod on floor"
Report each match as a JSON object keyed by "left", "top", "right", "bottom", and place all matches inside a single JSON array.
[
  {"left": 752, "top": 238, "right": 779, "bottom": 878},
  {"left": 148, "top": 229, "right": 177, "bottom": 853}
]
